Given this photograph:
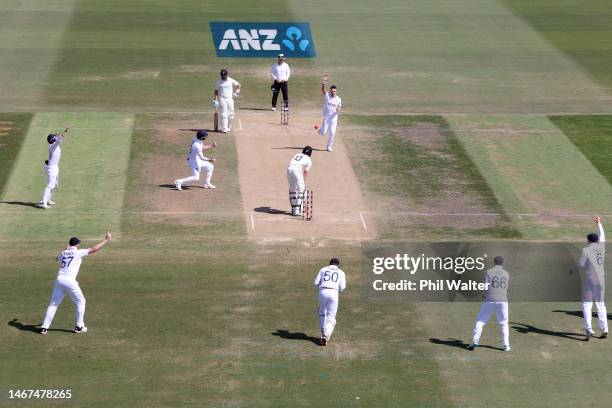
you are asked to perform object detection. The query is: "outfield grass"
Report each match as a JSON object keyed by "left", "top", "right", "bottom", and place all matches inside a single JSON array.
[
  {"left": 3, "top": 0, "right": 612, "bottom": 407},
  {"left": 0, "top": 112, "right": 133, "bottom": 240},
  {"left": 0, "top": 113, "right": 32, "bottom": 195}
]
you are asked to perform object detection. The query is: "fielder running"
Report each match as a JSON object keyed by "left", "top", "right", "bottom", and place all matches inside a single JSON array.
[
  {"left": 213, "top": 68, "right": 240, "bottom": 134},
  {"left": 319, "top": 75, "right": 342, "bottom": 152},
  {"left": 314, "top": 258, "right": 347, "bottom": 346},
  {"left": 174, "top": 130, "right": 217, "bottom": 190},
  {"left": 40, "top": 232, "right": 111, "bottom": 334},
  {"left": 468, "top": 256, "right": 511, "bottom": 352},
  {"left": 287, "top": 146, "right": 312, "bottom": 216},
  {"left": 39, "top": 127, "right": 70, "bottom": 209},
  {"left": 576, "top": 216, "right": 608, "bottom": 340}
]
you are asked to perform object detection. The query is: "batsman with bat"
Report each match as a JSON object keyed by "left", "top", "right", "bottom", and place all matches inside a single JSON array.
[
  {"left": 39, "top": 127, "right": 70, "bottom": 209},
  {"left": 213, "top": 68, "right": 240, "bottom": 134},
  {"left": 287, "top": 146, "right": 312, "bottom": 216}
]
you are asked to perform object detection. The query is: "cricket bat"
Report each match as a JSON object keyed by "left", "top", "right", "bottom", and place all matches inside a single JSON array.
[{"left": 214, "top": 109, "right": 219, "bottom": 132}]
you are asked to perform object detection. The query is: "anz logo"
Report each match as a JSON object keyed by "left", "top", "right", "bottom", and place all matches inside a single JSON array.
[{"left": 211, "top": 22, "right": 316, "bottom": 58}]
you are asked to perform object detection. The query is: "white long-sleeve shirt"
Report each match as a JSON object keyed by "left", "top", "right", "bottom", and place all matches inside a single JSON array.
[
  {"left": 314, "top": 265, "right": 346, "bottom": 291},
  {"left": 578, "top": 222, "right": 606, "bottom": 284},
  {"left": 47, "top": 136, "right": 64, "bottom": 166},
  {"left": 271, "top": 62, "right": 290, "bottom": 82}
]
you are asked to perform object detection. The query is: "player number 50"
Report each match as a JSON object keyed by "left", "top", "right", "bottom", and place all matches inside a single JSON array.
[{"left": 323, "top": 271, "right": 338, "bottom": 282}]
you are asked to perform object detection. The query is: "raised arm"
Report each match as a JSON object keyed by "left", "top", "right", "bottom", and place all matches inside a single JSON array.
[
  {"left": 88, "top": 232, "right": 111, "bottom": 254},
  {"left": 596, "top": 216, "right": 605, "bottom": 243},
  {"left": 321, "top": 75, "right": 329, "bottom": 95}
]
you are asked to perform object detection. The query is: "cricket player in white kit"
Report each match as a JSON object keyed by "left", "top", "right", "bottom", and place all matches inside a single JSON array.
[
  {"left": 319, "top": 75, "right": 342, "bottom": 152},
  {"left": 40, "top": 232, "right": 111, "bottom": 334},
  {"left": 468, "top": 256, "right": 511, "bottom": 351},
  {"left": 287, "top": 146, "right": 312, "bottom": 216},
  {"left": 314, "top": 258, "right": 347, "bottom": 346},
  {"left": 39, "top": 127, "right": 70, "bottom": 209},
  {"left": 576, "top": 216, "right": 608, "bottom": 340},
  {"left": 174, "top": 130, "right": 217, "bottom": 190},
  {"left": 213, "top": 68, "right": 240, "bottom": 134}
]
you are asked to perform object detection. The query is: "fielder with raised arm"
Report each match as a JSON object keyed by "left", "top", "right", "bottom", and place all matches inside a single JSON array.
[
  {"left": 577, "top": 216, "right": 608, "bottom": 340},
  {"left": 39, "top": 127, "right": 70, "bottom": 209},
  {"left": 468, "top": 256, "right": 511, "bottom": 352},
  {"left": 287, "top": 146, "right": 312, "bottom": 216},
  {"left": 314, "top": 258, "right": 347, "bottom": 346},
  {"left": 40, "top": 232, "right": 111, "bottom": 334},
  {"left": 213, "top": 68, "right": 240, "bottom": 134},
  {"left": 319, "top": 75, "right": 342, "bottom": 152},
  {"left": 175, "top": 130, "right": 217, "bottom": 190}
]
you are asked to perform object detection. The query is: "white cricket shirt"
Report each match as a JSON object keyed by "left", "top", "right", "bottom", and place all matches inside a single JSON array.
[
  {"left": 323, "top": 93, "right": 342, "bottom": 118},
  {"left": 47, "top": 136, "right": 64, "bottom": 166},
  {"left": 288, "top": 153, "right": 312, "bottom": 172},
  {"left": 314, "top": 265, "right": 347, "bottom": 291},
  {"left": 57, "top": 246, "right": 90, "bottom": 280},
  {"left": 216, "top": 77, "right": 239, "bottom": 99}
]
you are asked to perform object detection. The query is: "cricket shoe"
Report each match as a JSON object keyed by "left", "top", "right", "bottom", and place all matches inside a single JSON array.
[
  {"left": 48, "top": 200, "right": 56, "bottom": 205},
  {"left": 602, "top": 331, "right": 609, "bottom": 339},
  {"left": 74, "top": 326, "right": 88, "bottom": 334},
  {"left": 283, "top": 107, "right": 289, "bottom": 111},
  {"left": 467, "top": 343, "right": 478, "bottom": 350},
  {"left": 204, "top": 184, "right": 216, "bottom": 189},
  {"left": 174, "top": 180, "right": 182, "bottom": 191},
  {"left": 271, "top": 107, "right": 276, "bottom": 111},
  {"left": 38, "top": 202, "right": 49, "bottom": 209},
  {"left": 586, "top": 330, "right": 595, "bottom": 341},
  {"left": 40, "top": 328, "right": 48, "bottom": 335},
  {"left": 320, "top": 335, "right": 328, "bottom": 346},
  {"left": 326, "top": 146, "right": 333, "bottom": 152},
  {"left": 503, "top": 346, "right": 511, "bottom": 352}
]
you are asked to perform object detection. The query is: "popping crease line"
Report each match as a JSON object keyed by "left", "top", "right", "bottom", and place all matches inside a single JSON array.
[{"left": 0, "top": 209, "right": 608, "bottom": 218}]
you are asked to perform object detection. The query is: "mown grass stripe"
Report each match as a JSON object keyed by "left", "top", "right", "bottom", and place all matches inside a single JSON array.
[{"left": 0, "top": 112, "right": 134, "bottom": 240}]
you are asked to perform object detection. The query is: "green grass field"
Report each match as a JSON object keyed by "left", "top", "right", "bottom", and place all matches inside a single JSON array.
[{"left": 2, "top": 0, "right": 612, "bottom": 407}]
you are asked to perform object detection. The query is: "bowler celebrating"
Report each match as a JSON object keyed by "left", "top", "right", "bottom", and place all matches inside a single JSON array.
[
  {"left": 39, "top": 127, "right": 70, "bottom": 209},
  {"left": 319, "top": 75, "right": 342, "bottom": 152},
  {"left": 40, "top": 232, "right": 111, "bottom": 334},
  {"left": 314, "top": 258, "right": 347, "bottom": 346}
]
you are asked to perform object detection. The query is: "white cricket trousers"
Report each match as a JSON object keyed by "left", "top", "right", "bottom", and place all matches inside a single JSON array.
[
  {"left": 219, "top": 96, "right": 234, "bottom": 132},
  {"left": 177, "top": 162, "right": 214, "bottom": 186},
  {"left": 318, "top": 288, "right": 339, "bottom": 339},
  {"left": 583, "top": 301, "right": 608, "bottom": 332},
  {"left": 40, "top": 164, "right": 59, "bottom": 204},
  {"left": 287, "top": 167, "right": 305, "bottom": 210},
  {"left": 42, "top": 277, "right": 86, "bottom": 329},
  {"left": 472, "top": 301, "right": 509, "bottom": 348},
  {"left": 319, "top": 114, "right": 338, "bottom": 150}
]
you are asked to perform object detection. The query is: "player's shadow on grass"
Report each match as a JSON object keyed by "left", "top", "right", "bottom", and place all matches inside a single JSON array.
[
  {"left": 0, "top": 201, "right": 41, "bottom": 208},
  {"left": 511, "top": 322, "right": 585, "bottom": 341},
  {"left": 271, "top": 146, "right": 326, "bottom": 151},
  {"left": 254, "top": 206, "right": 290, "bottom": 215},
  {"left": 239, "top": 107, "right": 272, "bottom": 111},
  {"left": 177, "top": 128, "right": 220, "bottom": 133},
  {"left": 553, "top": 310, "right": 612, "bottom": 320},
  {"left": 8, "top": 319, "right": 73, "bottom": 334},
  {"left": 272, "top": 330, "right": 320, "bottom": 345},
  {"left": 158, "top": 184, "right": 196, "bottom": 190},
  {"left": 429, "top": 337, "right": 504, "bottom": 351}
]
